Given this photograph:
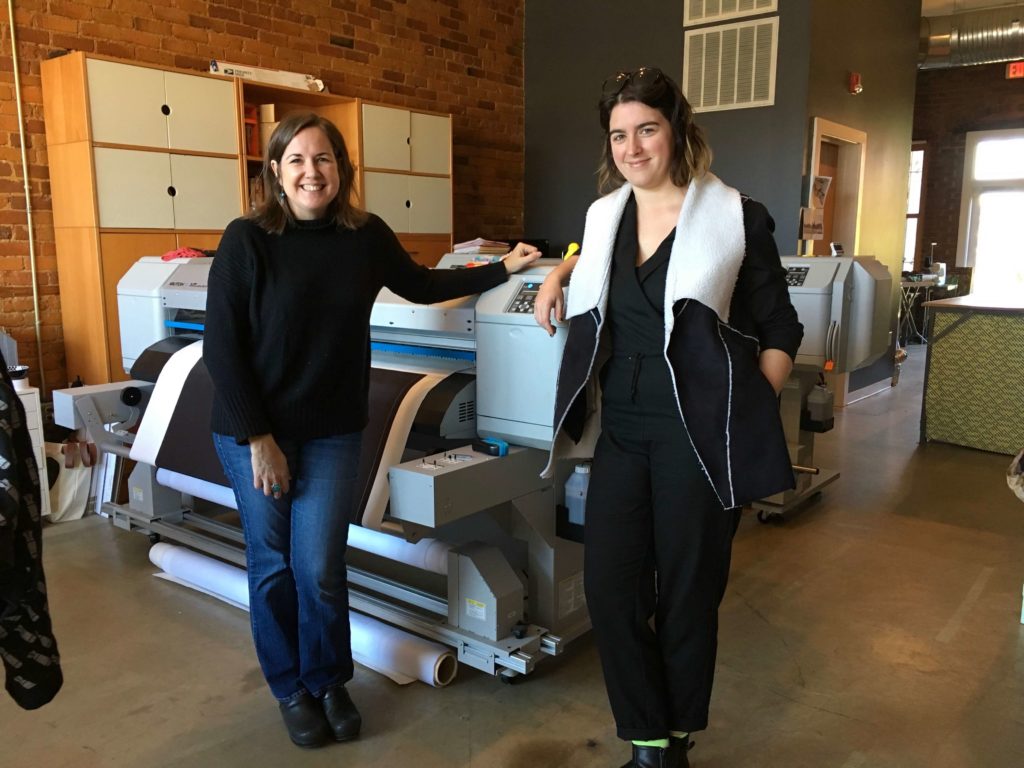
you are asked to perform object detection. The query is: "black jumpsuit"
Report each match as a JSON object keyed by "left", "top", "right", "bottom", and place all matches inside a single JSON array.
[{"left": 584, "top": 195, "right": 742, "bottom": 740}]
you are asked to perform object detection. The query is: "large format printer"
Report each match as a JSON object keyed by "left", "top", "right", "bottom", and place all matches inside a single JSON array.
[
  {"left": 57, "top": 254, "right": 586, "bottom": 681},
  {"left": 755, "top": 255, "right": 892, "bottom": 518}
]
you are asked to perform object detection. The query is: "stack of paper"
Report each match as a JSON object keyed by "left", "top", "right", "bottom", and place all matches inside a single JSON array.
[{"left": 453, "top": 237, "right": 508, "bottom": 254}]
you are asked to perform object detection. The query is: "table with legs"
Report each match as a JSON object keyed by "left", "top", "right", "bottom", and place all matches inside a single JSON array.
[{"left": 899, "top": 280, "right": 936, "bottom": 345}]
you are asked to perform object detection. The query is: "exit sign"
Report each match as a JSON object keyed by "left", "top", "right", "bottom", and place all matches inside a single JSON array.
[{"left": 1008, "top": 61, "right": 1024, "bottom": 79}]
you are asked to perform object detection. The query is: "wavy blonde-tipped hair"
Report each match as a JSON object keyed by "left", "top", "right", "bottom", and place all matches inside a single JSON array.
[{"left": 596, "top": 69, "right": 712, "bottom": 195}]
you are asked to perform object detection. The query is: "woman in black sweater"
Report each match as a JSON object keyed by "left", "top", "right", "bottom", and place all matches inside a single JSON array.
[{"left": 204, "top": 112, "right": 539, "bottom": 749}]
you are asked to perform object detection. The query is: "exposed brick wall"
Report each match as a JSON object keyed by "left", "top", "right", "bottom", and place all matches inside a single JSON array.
[
  {"left": 0, "top": 0, "right": 525, "bottom": 394},
  {"left": 913, "top": 62, "right": 1024, "bottom": 271}
]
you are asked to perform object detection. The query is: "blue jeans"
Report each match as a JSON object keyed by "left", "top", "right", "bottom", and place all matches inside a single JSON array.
[{"left": 213, "top": 431, "right": 362, "bottom": 702}]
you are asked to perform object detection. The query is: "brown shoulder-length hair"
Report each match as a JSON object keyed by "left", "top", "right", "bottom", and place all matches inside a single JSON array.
[
  {"left": 596, "top": 68, "right": 712, "bottom": 195},
  {"left": 249, "top": 112, "right": 367, "bottom": 234}
]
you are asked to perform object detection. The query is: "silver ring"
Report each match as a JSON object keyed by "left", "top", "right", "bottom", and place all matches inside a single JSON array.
[{"left": 271, "top": 482, "right": 282, "bottom": 494}]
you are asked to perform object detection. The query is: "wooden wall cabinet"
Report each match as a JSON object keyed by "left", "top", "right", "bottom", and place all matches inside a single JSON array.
[
  {"left": 42, "top": 52, "right": 243, "bottom": 385},
  {"left": 43, "top": 54, "right": 457, "bottom": 386}
]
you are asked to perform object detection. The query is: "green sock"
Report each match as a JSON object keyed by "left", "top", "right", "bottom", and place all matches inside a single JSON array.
[
  {"left": 632, "top": 738, "right": 670, "bottom": 749},
  {"left": 669, "top": 731, "right": 689, "bottom": 741}
]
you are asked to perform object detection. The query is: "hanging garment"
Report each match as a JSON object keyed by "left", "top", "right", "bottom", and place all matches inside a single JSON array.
[{"left": 0, "top": 358, "right": 63, "bottom": 709}]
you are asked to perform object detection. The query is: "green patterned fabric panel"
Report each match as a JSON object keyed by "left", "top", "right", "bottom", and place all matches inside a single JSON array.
[{"left": 924, "top": 311, "right": 1024, "bottom": 455}]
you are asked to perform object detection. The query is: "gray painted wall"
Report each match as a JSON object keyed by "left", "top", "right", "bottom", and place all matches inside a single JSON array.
[
  {"left": 524, "top": 0, "right": 812, "bottom": 255},
  {"left": 523, "top": 1, "right": 919, "bottom": 393},
  {"left": 695, "top": 0, "right": 812, "bottom": 255},
  {"left": 523, "top": 1, "right": 683, "bottom": 254}
]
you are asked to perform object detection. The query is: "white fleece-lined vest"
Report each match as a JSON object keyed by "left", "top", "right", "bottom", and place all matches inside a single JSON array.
[{"left": 543, "top": 174, "right": 795, "bottom": 509}]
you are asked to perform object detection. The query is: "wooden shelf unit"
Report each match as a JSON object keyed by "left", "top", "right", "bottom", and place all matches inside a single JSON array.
[{"left": 42, "top": 53, "right": 455, "bottom": 385}]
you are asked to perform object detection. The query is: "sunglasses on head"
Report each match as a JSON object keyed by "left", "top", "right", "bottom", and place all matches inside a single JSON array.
[{"left": 601, "top": 67, "right": 667, "bottom": 99}]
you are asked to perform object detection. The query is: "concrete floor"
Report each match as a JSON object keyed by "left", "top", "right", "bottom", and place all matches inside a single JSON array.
[{"left": 3, "top": 350, "right": 1023, "bottom": 768}]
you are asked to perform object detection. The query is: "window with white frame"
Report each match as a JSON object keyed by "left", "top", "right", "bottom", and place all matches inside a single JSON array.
[
  {"left": 957, "top": 129, "right": 1024, "bottom": 296},
  {"left": 904, "top": 146, "right": 925, "bottom": 273}
]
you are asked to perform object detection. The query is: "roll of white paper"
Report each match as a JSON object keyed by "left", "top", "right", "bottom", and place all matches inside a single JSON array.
[
  {"left": 153, "top": 470, "right": 450, "bottom": 575},
  {"left": 347, "top": 525, "right": 450, "bottom": 576},
  {"left": 156, "top": 468, "right": 237, "bottom": 509},
  {"left": 349, "top": 610, "right": 457, "bottom": 688},
  {"left": 149, "top": 542, "right": 250, "bottom": 608},
  {"left": 148, "top": 544, "right": 457, "bottom": 687}
]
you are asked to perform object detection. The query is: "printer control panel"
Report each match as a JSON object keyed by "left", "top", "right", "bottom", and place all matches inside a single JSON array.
[
  {"left": 785, "top": 266, "right": 811, "bottom": 287},
  {"left": 506, "top": 280, "right": 542, "bottom": 314}
]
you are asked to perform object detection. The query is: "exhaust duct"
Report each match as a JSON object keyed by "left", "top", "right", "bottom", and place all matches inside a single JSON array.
[{"left": 919, "top": 5, "right": 1024, "bottom": 69}]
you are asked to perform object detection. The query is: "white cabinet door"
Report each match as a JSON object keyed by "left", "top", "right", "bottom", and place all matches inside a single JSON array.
[
  {"left": 364, "top": 171, "right": 412, "bottom": 232},
  {"left": 362, "top": 104, "right": 410, "bottom": 171},
  {"left": 169, "top": 155, "right": 241, "bottom": 230},
  {"left": 94, "top": 148, "right": 175, "bottom": 229},
  {"left": 87, "top": 59, "right": 237, "bottom": 155},
  {"left": 364, "top": 172, "right": 451, "bottom": 234},
  {"left": 87, "top": 59, "right": 168, "bottom": 147},
  {"left": 408, "top": 176, "right": 451, "bottom": 233},
  {"left": 164, "top": 72, "right": 238, "bottom": 154},
  {"left": 95, "top": 150, "right": 239, "bottom": 230},
  {"left": 410, "top": 112, "right": 451, "bottom": 175}
]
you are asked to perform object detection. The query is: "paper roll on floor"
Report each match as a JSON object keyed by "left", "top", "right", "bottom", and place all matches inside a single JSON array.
[
  {"left": 350, "top": 610, "right": 457, "bottom": 687},
  {"left": 148, "top": 543, "right": 457, "bottom": 687},
  {"left": 149, "top": 542, "right": 250, "bottom": 608}
]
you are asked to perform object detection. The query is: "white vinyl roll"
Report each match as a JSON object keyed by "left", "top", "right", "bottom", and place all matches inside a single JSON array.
[
  {"left": 148, "top": 543, "right": 457, "bottom": 687},
  {"left": 156, "top": 468, "right": 237, "bottom": 509},
  {"left": 149, "top": 541, "right": 250, "bottom": 609},
  {"left": 151, "top": 471, "right": 450, "bottom": 575},
  {"left": 349, "top": 610, "right": 457, "bottom": 688},
  {"left": 347, "top": 525, "right": 450, "bottom": 576}
]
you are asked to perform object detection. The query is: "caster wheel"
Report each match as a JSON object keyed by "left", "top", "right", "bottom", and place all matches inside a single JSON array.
[
  {"left": 756, "top": 510, "right": 771, "bottom": 524},
  {"left": 499, "top": 670, "right": 520, "bottom": 685},
  {"left": 148, "top": 532, "right": 162, "bottom": 544}
]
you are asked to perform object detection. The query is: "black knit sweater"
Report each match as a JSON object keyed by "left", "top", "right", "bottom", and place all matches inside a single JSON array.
[{"left": 204, "top": 214, "right": 507, "bottom": 442}]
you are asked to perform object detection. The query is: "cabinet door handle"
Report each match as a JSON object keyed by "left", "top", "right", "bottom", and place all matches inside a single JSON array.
[
  {"left": 405, "top": 200, "right": 411, "bottom": 208},
  {"left": 167, "top": 186, "right": 177, "bottom": 197},
  {"left": 161, "top": 104, "right": 171, "bottom": 116}
]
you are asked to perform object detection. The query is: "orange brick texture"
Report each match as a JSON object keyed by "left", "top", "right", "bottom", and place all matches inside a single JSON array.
[
  {"left": 0, "top": 0, "right": 525, "bottom": 393},
  {"left": 912, "top": 62, "right": 1024, "bottom": 272}
]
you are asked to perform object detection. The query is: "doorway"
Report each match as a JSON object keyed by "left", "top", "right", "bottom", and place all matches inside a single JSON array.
[{"left": 804, "top": 118, "right": 866, "bottom": 256}]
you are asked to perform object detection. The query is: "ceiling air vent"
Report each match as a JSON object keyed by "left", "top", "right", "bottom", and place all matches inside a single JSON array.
[
  {"left": 683, "top": 16, "right": 779, "bottom": 112},
  {"left": 685, "top": 0, "right": 777, "bottom": 26}
]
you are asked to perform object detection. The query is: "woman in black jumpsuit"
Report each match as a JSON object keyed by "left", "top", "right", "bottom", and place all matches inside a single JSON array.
[{"left": 535, "top": 69, "right": 803, "bottom": 768}]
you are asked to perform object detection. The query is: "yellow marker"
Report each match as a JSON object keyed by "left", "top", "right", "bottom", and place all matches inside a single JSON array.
[{"left": 563, "top": 242, "right": 580, "bottom": 260}]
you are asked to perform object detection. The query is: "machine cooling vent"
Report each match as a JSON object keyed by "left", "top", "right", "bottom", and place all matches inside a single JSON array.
[
  {"left": 685, "top": 0, "right": 777, "bottom": 26},
  {"left": 683, "top": 16, "right": 778, "bottom": 113},
  {"left": 459, "top": 400, "right": 475, "bottom": 423}
]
